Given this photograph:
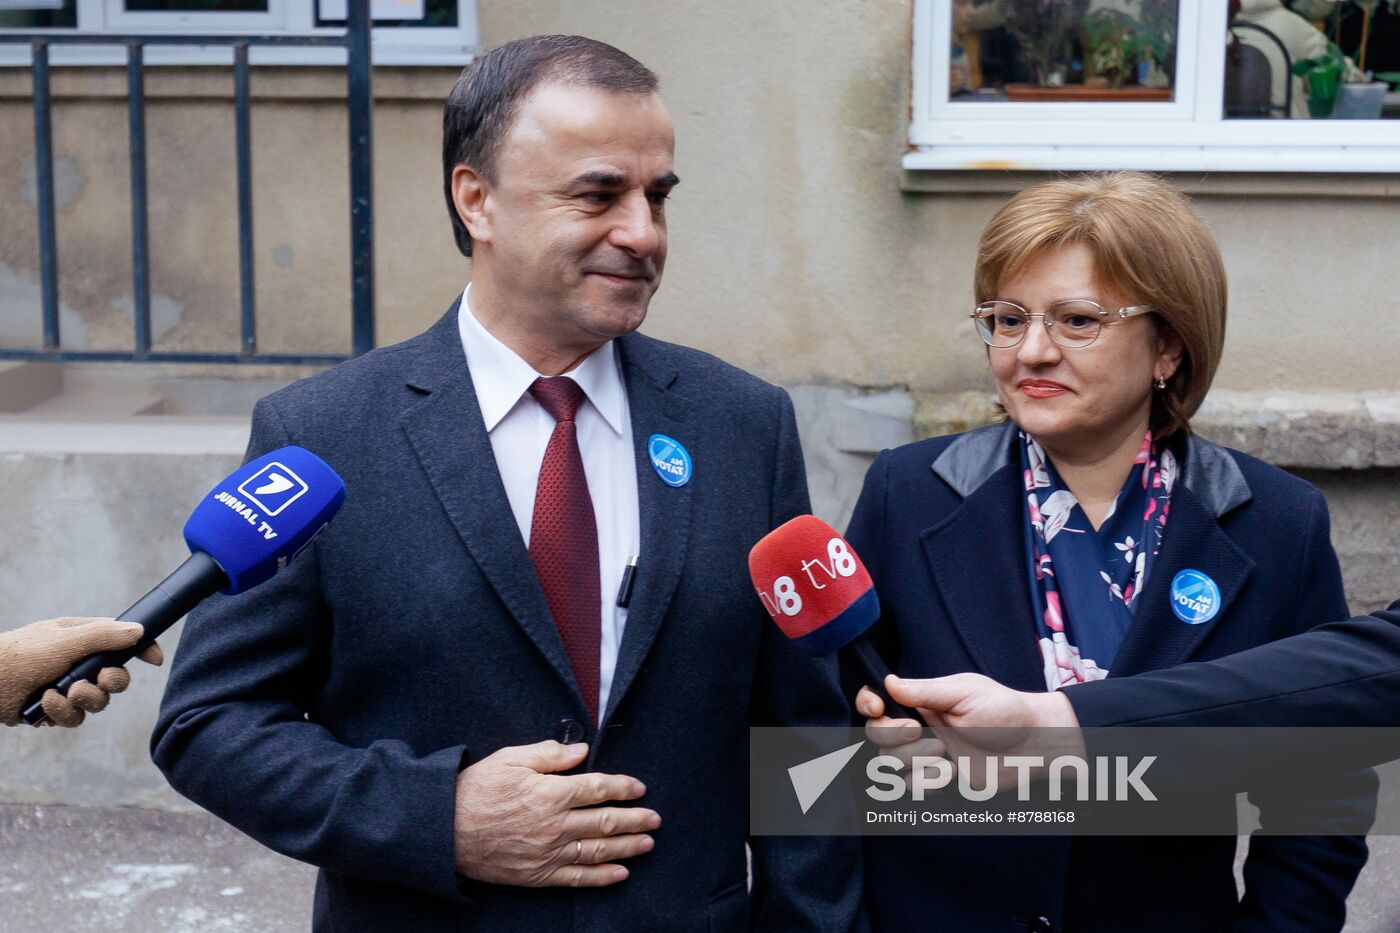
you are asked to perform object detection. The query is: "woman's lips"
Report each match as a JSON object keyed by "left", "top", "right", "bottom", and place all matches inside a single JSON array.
[{"left": 1018, "top": 380, "right": 1070, "bottom": 399}]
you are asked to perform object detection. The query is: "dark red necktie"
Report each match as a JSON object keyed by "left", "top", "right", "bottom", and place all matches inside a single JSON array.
[{"left": 528, "top": 376, "right": 601, "bottom": 722}]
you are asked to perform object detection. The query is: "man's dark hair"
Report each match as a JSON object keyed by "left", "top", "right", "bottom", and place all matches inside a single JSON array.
[{"left": 442, "top": 35, "right": 659, "bottom": 257}]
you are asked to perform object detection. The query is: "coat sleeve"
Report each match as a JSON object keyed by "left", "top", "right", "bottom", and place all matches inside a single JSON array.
[
  {"left": 1232, "top": 489, "right": 1373, "bottom": 933},
  {"left": 150, "top": 397, "right": 470, "bottom": 901},
  {"left": 746, "top": 388, "right": 866, "bottom": 932},
  {"left": 1065, "top": 602, "right": 1400, "bottom": 733}
]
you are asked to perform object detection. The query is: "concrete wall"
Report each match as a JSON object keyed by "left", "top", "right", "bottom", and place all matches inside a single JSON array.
[{"left": 0, "top": 422, "right": 245, "bottom": 809}]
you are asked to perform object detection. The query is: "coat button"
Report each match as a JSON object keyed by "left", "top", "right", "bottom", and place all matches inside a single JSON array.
[
  {"left": 557, "top": 718, "right": 587, "bottom": 744},
  {"left": 1027, "top": 917, "right": 1053, "bottom": 933}
]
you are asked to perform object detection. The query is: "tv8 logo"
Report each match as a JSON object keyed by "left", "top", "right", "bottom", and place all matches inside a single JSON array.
[{"left": 766, "top": 536, "right": 858, "bottom": 617}]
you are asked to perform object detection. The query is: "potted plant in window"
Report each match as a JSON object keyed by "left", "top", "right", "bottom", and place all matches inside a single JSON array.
[
  {"left": 1004, "top": 0, "right": 1173, "bottom": 102},
  {"left": 1136, "top": 0, "right": 1178, "bottom": 86},
  {"left": 1084, "top": 8, "right": 1138, "bottom": 88},
  {"left": 1133, "top": 0, "right": 1176, "bottom": 89},
  {"left": 1288, "top": 0, "right": 1388, "bottom": 118},
  {"left": 1001, "top": 0, "right": 1090, "bottom": 92},
  {"left": 1292, "top": 41, "right": 1349, "bottom": 116}
]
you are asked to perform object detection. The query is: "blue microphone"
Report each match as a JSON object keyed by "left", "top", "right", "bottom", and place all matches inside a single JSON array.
[{"left": 21, "top": 446, "right": 346, "bottom": 726}]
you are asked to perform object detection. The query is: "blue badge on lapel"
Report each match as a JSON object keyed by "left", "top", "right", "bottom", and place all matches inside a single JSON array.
[
  {"left": 647, "top": 434, "right": 692, "bottom": 487},
  {"left": 1170, "top": 569, "right": 1221, "bottom": 625}
]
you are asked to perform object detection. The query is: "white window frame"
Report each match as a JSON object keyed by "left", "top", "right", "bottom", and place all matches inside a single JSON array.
[
  {"left": 0, "top": 0, "right": 478, "bottom": 66},
  {"left": 907, "top": 0, "right": 1400, "bottom": 173}
]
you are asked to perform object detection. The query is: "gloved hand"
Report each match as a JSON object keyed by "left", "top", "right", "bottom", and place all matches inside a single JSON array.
[{"left": 0, "top": 617, "right": 163, "bottom": 727}]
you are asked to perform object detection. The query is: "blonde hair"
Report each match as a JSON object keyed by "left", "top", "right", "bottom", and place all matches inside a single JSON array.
[{"left": 974, "top": 172, "right": 1226, "bottom": 440}]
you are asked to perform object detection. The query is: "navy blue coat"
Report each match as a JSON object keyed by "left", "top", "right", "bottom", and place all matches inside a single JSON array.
[
  {"left": 844, "top": 422, "right": 1371, "bottom": 933},
  {"left": 151, "top": 303, "right": 864, "bottom": 932},
  {"left": 1068, "top": 600, "right": 1400, "bottom": 732}
]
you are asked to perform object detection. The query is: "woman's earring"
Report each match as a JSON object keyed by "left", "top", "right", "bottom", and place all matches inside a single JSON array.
[{"left": 1155, "top": 376, "right": 1167, "bottom": 390}]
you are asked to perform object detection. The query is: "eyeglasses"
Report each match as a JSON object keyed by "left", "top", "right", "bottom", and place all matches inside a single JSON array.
[{"left": 970, "top": 299, "right": 1156, "bottom": 349}]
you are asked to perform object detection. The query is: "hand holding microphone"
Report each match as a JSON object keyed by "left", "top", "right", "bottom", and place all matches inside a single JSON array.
[
  {"left": 18, "top": 446, "right": 346, "bottom": 727},
  {"left": 866, "top": 673, "right": 1086, "bottom": 793},
  {"left": 0, "top": 617, "right": 163, "bottom": 727}
]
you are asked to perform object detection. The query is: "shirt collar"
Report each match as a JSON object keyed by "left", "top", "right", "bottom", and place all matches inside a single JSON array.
[{"left": 458, "top": 283, "right": 626, "bottom": 435}]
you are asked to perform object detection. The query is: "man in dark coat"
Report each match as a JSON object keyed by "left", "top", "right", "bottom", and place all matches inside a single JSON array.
[{"left": 152, "top": 35, "right": 862, "bottom": 932}]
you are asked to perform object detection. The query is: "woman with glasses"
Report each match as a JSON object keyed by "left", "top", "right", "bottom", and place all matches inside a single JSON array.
[{"left": 846, "top": 172, "right": 1370, "bottom": 933}]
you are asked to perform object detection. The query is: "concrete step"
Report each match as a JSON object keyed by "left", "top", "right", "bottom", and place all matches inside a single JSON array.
[
  {"left": 0, "top": 362, "right": 312, "bottom": 417},
  {"left": 22, "top": 381, "right": 166, "bottom": 417},
  {"left": 0, "top": 361, "right": 62, "bottom": 413}
]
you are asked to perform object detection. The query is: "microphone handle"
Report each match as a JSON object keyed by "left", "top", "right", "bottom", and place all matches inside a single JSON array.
[
  {"left": 846, "top": 633, "right": 922, "bottom": 723},
  {"left": 21, "top": 551, "right": 227, "bottom": 726}
]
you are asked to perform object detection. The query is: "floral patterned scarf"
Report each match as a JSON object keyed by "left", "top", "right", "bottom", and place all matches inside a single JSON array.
[{"left": 1018, "top": 429, "right": 1176, "bottom": 690}]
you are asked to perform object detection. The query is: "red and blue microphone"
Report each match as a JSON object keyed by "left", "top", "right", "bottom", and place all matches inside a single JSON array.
[
  {"left": 22, "top": 446, "right": 346, "bottom": 725},
  {"left": 748, "top": 515, "right": 919, "bottom": 722}
]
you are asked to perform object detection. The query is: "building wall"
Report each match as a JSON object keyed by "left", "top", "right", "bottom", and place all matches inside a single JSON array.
[{"left": 3, "top": 1, "right": 1398, "bottom": 391}]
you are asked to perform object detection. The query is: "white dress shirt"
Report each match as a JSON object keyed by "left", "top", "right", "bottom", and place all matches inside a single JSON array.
[{"left": 458, "top": 284, "right": 640, "bottom": 723}]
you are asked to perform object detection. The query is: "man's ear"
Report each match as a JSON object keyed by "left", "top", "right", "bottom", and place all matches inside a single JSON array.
[{"left": 452, "top": 164, "right": 493, "bottom": 246}]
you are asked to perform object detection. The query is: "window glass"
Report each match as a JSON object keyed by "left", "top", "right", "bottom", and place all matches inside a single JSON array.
[
  {"left": 950, "top": 0, "right": 1179, "bottom": 102},
  {"left": 1225, "top": 0, "right": 1400, "bottom": 120},
  {"left": 0, "top": 0, "right": 77, "bottom": 28}
]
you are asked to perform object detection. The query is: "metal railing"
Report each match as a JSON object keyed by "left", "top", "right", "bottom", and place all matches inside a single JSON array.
[{"left": 0, "top": 1, "right": 375, "bottom": 365}]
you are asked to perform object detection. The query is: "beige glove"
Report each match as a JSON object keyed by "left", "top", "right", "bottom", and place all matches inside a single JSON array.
[{"left": 0, "top": 617, "right": 164, "bottom": 727}]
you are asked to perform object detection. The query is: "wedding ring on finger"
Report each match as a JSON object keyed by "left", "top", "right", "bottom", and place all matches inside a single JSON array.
[{"left": 574, "top": 840, "right": 583, "bottom": 864}]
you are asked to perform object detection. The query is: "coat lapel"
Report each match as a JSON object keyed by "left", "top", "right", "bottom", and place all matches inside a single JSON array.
[
  {"left": 921, "top": 426, "right": 1046, "bottom": 692},
  {"left": 602, "top": 333, "right": 696, "bottom": 723},
  {"left": 397, "top": 303, "right": 580, "bottom": 698},
  {"left": 1109, "top": 482, "right": 1255, "bottom": 677},
  {"left": 922, "top": 426, "right": 1256, "bottom": 685}
]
